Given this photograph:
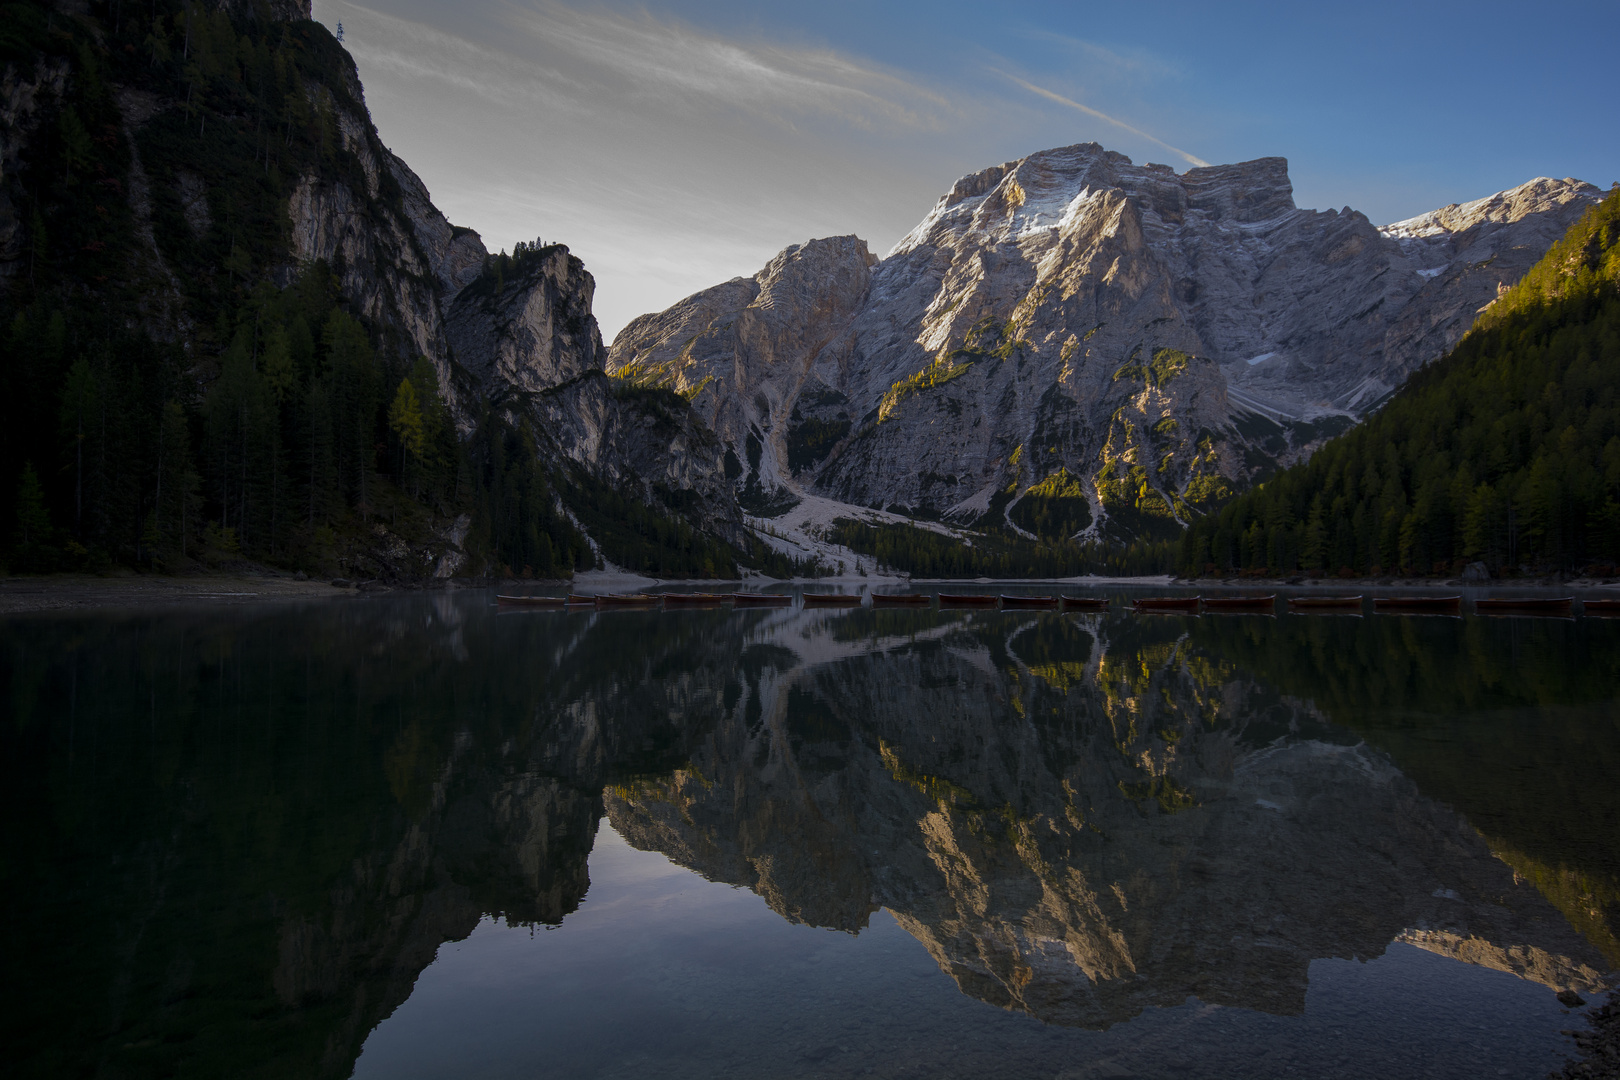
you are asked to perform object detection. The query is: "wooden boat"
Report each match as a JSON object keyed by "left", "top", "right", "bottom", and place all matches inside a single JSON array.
[
  {"left": 1475, "top": 596, "right": 1573, "bottom": 614},
  {"left": 661, "top": 592, "right": 728, "bottom": 607},
  {"left": 871, "top": 593, "right": 930, "bottom": 608},
  {"left": 939, "top": 594, "right": 999, "bottom": 608},
  {"left": 595, "top": 593, "right": 658, "bottom": 609},
  {"left": 730, "top": 593, "right": 792, "bottom": 608},
  {"left": 1000, "top": 594, "right": 1059, "bottom": 610},
  {"left": 1583, "top": 598, "right": 1620, "bottom": 615},
  {"left": 564, "top": 594, "right": 598, "bottom": 607},
  {"left": 802, "top": 593, "right": 862, "bottom": 608},
  {"left": 1288, "top": 595, "right": 1363, "bottom": 609},
  {"left": 1372, "top": 595, "right": 1461, "bottom": 612},
  {"left": 1061, "top": 596, "right": 1110, "bottom": 611},
  {"left": 1202, "top": 594, "right": 1276, "bottom": 612},
  {"left": 1133, "top": 596, "right": 1200, "bottom": 612},
  {"left": 495, "top": 594, "right": 565, "bottom": 608}
]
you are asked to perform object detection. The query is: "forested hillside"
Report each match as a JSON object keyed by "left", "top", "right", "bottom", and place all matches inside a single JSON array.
[
  {"left": 1178, "top": 187, "right": 1620, "bottom": 578},
  {"left": 0, "top": 0, "right": 770, "bottom": 580}
]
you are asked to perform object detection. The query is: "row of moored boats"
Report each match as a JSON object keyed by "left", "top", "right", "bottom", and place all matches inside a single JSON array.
[{"left": 495, "top": 592, "right": 1619, "bottom": 615}]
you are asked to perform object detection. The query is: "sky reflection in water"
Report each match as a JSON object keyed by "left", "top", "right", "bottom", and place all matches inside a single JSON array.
[{"left": 1, "top": 592, "right": 1615, "bottom": 1079}]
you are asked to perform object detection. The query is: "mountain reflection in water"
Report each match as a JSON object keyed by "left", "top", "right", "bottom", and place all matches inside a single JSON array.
[{"left": 1, "top": 594, "right": 1616, "bottom": 1079}]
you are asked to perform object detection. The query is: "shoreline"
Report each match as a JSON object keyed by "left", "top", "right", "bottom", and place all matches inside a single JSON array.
[
  {"left": 1172, "top": 575, "right": 1620, "bottom": 593},
  {"left": 0, "top": 573, "right": 362, "bottom": 615},
  {"left": 6, "top": 569, "right": 1619, "bottom": 617}
]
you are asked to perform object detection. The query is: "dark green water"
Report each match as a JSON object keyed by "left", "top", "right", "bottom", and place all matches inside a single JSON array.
[{"left": 2, "top": 592, "right": 1616, "bottom": 1079}]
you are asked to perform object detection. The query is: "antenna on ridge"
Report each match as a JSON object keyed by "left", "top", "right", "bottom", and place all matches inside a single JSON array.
[{"left": 336, "top": 22, "right": 345, "bottom": 42}]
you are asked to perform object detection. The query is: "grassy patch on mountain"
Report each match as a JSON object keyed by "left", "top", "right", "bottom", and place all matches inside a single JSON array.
[
  {"left": 878, "top": 356, "right": 973, "bottom": 421},
  {"left": 1113, "top": 347, "right": 1191, "bottom": 389}
]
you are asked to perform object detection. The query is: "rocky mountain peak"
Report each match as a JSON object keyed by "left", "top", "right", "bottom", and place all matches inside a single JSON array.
[
  {"left": 1380, "top": 175, "right": 1597, "bottom": 239},
  {"left": 612, "top": 142, "right": 1601, "bottom": 542}
]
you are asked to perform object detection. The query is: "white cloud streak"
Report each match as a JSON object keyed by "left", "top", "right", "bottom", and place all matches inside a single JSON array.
[
  {"left": 320, "top": 1, "right": 1216, "bottom": 338},
  {"left": 991, "top": 69, "right": 1210, "bottom": 168}
]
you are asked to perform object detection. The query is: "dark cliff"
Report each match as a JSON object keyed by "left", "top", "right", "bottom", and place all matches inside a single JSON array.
[{"left": 0, "top": 0, "right": 745, "bottom": 580}]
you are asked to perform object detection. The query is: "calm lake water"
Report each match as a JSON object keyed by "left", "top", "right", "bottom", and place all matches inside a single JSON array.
[{"left": 2, "top": 589, "right": 1616, "bottom": 1079}]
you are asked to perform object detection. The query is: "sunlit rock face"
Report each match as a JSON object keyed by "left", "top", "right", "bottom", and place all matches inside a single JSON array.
[
  {"left": 608, "top": 144, "right": 1599, "bottom": 539},
  {"left": 605, "top": 611, "right": 1609, "bottom": 1027}
]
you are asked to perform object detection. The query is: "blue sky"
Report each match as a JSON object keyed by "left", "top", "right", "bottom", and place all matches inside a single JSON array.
[{"left": 314, "top": 1, "right": 1620, "bottom": 340}]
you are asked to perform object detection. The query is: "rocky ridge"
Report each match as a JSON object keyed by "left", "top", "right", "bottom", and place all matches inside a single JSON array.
[{"left": 609, "top": 144, "right": 1600, "bottom": 543}]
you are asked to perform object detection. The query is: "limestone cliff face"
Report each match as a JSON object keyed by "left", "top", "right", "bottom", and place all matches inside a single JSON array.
[
  {"left": 444, "top": 245, "right": 603, "bottom": 398},
  {"left": 611, "top": 236, "right": 876, "bottom": 513},
  {"left": 117, "top": 5, "right": 743, "bottom": 548},
  {"left": 4, "top": 0, "right": 738, "bottom": 557},
  {"left": 298, "top": 100, "right": 743, "bottom": 545},
  {"left": 609, "top": 144, "right": 1599, "bottom": 539}
]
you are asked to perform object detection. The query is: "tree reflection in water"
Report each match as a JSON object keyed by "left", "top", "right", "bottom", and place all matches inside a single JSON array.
[{"left": 1, "top": 595, "right": 1614, "bottom": 1078}]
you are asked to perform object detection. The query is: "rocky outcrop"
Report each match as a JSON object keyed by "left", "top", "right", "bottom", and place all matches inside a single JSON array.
[
  {"left": 611, "top": 236, "right": 876, "bottom": 512},
  {"left": 610, "top": 144, "right": 1600, "bottom": 540},
  {"left": 444, "top": 245, "right": 605, "bottom": 397}
]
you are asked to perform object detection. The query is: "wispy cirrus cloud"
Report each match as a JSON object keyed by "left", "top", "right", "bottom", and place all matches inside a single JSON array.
[
  {"left": 493, "top": 1, "right": 956, "bottom": 131},
  {"left": 321, "top": 0, "right": 969, "bottom": 338},
  {"left": 340, "top": 9, "right": 581, "bottom": 115},
  {"left": 990, "top": 69, "right": 1210, "bottom": 168}
]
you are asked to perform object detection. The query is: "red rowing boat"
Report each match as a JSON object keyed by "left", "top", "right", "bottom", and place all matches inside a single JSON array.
[
  {"left": 1288, "top": 595, "right": 1362, "bottom": 609},
  {"left": 872, "top": 594, "right": 930, "bottom": 608},
  {"left": 1584, "top": 598, "right": 1620, "bottom": 615},
  {"left": 496, "top": 594, "right": 565, "bottom": 608},
  {"left": 1061, "top": 596, "right": 1110, "bottom": 611},
  {"left": 1202, "top": 594, "right": 1275, "bottom": 611},
  {"left": 731, "top": 593, "right": 792, "bottom": 608},
  {"left": 802, "top": 593, "right": 862, "bottom": 608},
  {"left": 1134, "top": 596, "right": 1200, "bottom": 612},
  {"left": 595, "top": 593, "right": 658, "bottom": 609},
  {"left": 1001, "top": 595, "right": 1059, "bottom": 610},
  {"left": 939, "top": 594, "right": 998, "bottom": 608}
]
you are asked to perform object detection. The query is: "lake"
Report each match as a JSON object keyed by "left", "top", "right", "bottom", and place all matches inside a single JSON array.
[{"left": 2, "top": 589, "right": 1616, "bottom": 1079}]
